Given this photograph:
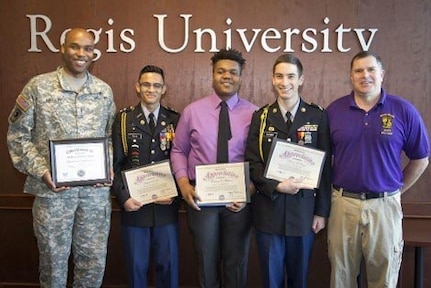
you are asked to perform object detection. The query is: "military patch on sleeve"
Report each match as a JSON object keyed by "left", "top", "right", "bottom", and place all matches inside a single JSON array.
[
  {"left": 16, "top": 94, "right": 31, "bottom": 112},
  {"left": 9, "top": 107, "right": 23, "bottom": 123},
  {"left": 163, "top": 106, "right": 179, "bottom": 114}
]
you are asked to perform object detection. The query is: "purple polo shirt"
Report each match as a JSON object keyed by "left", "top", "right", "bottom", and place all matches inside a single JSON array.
[
  {"left": 171, "top": 93, "right": 257, "bottom": 180},
  {"left": 327, "top": 89, "right": 430, "bottom": 193}
]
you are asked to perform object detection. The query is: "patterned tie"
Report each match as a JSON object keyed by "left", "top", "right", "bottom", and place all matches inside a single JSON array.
[
  {"left": 217, "top": 101, "right": 232, "bottom": 163},
  {"left": 286, "top": 111, "right": 292, "bottom": 131},
  {"left": 149, "top": 112, "right": 155, "bottom": 134}
]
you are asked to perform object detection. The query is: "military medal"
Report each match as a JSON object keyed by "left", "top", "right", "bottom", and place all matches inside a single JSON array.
[
  {"left": 160, "top": 130, "right": 167, "bottom": 151},
  {"left": 297, "top": 131, "right": 305, "bottom": 145}
]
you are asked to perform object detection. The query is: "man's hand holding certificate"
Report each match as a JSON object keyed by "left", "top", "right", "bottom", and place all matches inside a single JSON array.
[
  {"left": 195, "top": 162, "right": 250, "bottom": 206},
  {"left": 121, "top": 160, "right": 178, "bottom": 205},
  {"left": 264, "top": 139, "right": 326, "bottom": 189}
]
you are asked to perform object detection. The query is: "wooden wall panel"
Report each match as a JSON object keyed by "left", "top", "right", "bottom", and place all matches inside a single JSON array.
[
  {"left": 1, "top": 0, "right": 430, "bottom": 286},
  {"left": 1, "top": 197, "right": 430, "bottom": 287}
]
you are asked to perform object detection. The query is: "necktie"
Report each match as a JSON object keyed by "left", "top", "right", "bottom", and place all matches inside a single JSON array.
[
  {"left": 217, "top": 101, "right": 232, "bottom": 163},
  {"left": 149, "top": 112, "right": 155, "bottom": 134},
  {"left": 286, "top": 111, "right": 292, "bottom": 131}
]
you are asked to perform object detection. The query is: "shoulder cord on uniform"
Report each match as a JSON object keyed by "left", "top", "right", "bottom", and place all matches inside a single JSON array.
[
  {"left": 258, "top": 106, "right": 269, "bottom": 161},
  {"left": 120, "top": 112, "right": 128, "bottom": 155}
]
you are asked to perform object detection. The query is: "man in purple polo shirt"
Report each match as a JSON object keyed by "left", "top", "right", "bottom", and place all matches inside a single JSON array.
[
  {"left": 171, "top": 48, "right": 257, "bottom": 287},
  {"left": 327, "top": 51, "right": 430, "bottom": 288}
]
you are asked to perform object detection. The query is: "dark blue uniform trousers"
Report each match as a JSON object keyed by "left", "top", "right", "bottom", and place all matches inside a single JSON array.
[
  {"left": 122, "top": 223, "right": 179, "bottom": 288},
  {"left": 255, "top": 229, "right": 315, "bottom": 288}
]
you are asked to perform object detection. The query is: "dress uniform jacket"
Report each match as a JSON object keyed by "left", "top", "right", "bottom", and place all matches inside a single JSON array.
[
  {"left": 245, "top": 99, "right": 331, "bottom": 236},
  {"left": 112, "top": 104, "right": 180, "bottom": 227}
]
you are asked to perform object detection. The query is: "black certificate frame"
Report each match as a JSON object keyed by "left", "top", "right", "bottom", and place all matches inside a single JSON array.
[
  {"left": 49, "top": 137, "right": 110, "bottom": 187},
  {"left": 264, "top": 138, "right": 326, "bottom": 189}
]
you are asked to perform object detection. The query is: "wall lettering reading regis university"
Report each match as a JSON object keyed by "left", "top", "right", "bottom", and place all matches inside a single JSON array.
[{"left": 27, "top": 14, "right": 378, "bottom": 61}]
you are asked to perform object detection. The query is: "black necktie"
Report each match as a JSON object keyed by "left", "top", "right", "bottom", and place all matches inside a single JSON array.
[
  {"left": 217, "top": 101, "right": 232, "bottom": 163},
  {"left": 286, "top": 111, "right": 292, "bottom": 131},
  {"left": 149, "top": 112, "right": 155, "bottom": 134}
]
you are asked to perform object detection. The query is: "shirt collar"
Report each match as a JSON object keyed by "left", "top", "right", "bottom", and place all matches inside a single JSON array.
[
  {"left": 348, "top": 89, "right": 386, "bottom": 109},
  {"left": 210, "top": 92, "right": 239, "bottom": 110},
  {"left": 141, "top": 104, "right": 160, "bottom": 121},
  {"left": 278, "top": 98, "right": 300, "bottom": 121}
]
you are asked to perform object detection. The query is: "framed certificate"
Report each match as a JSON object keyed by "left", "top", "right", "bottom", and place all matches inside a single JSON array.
[
  {"left": 195, "top": 162, "right": 250, "bottom": 206},
  {"left": 121, "top": 160, "right": 178, "bottom": 205},
  {"left": 49, "top": 137, "right": 110, "bottom": 187},
  {"left": 264, "top": 139, "right": 326, "bottom": 189}
]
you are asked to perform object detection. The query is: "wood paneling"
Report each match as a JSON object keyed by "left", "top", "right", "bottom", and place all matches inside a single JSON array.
[
  {"left": 1, "top": 0, "right": 430, "bottom": 286},
  {"left": 1, "top": 195, "right": 430, "bottom": 287}
]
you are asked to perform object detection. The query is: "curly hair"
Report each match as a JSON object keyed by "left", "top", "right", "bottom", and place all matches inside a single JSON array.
[{"left": 211, "top": 48, "right": 246, "bottom": 72}]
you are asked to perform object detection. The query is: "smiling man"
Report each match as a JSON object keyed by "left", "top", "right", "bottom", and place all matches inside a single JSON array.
[
  {"left": 111, "top": 65, "right": 180, "bottom": 288},
  {"left": 327, "top": 51, "right": 430, "bottom": 288},
  {"left": 171, "top": 48, "right": 257, "bottom": 288},
  {"left": 7, "top": 28, "right": 116, "bottom": 287},
  {"left": 245, "top": 53, "right": 331, "bottom": 288}
]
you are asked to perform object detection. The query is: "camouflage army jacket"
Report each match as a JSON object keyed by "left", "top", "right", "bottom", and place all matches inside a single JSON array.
[{"left": 7, "top": 67, "right": 116, "bottom": 197}]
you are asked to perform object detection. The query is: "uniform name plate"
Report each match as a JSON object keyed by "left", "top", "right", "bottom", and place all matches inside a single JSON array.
[
  {"left": 264, "top": 138, "right": 326, "bottom": 189},
  {"left": 195, "top": 162, "right": 250, "bottom": 206},
  {"left": 121, "top": 160, "right": 178, "bottom": 205},
  {"left": 49, "top": 137, "right": 110, "bottom": 187}
]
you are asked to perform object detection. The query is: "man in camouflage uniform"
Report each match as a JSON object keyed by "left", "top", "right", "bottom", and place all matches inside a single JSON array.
[{"left": 7, "top": 28, "right": 116, "bottom": 287}]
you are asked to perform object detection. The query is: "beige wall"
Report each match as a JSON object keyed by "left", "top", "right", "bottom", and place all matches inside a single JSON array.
[{"left": 1, "top": 0, "right": 430, "bottom": 286}]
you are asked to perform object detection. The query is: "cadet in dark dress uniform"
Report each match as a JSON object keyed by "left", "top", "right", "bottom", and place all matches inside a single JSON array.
[
  {"left": 112, "top": 65, "right": 180, "bottom": 288},
  {"left": 245, "top": 54, "right": 331, "bottom": 288}
]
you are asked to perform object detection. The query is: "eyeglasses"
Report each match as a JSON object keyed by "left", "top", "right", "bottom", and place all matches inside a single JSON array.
[{"left": 139, "top": 82, "right": 164, "bottom": 90}]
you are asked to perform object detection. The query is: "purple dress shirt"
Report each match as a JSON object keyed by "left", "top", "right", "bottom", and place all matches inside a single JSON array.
[{"left": 171, "top": 93, "right": 257, "bottom": 180}]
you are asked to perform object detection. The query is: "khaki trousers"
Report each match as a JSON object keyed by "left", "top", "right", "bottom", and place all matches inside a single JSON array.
[{"left": 328, "top": 188, "right": 403, "bottom": 288}]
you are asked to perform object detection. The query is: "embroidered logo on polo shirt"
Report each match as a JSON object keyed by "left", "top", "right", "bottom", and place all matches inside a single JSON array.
[{"left": 380, "top": 113, "right": 394, "bottom": 135}]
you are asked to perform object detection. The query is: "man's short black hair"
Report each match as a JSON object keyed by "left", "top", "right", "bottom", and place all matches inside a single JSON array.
[
  {"left": 139, "top": 65, "right": 165, "bottom": 82},
  {"left": 211, "top": 48, "right": 246, "bottom": 72}
]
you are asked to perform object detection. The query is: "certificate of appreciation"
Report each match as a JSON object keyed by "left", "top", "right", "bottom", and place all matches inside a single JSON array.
[
  {"left": 121, "top": 160, "right": 178, "bottom": 205},
  {"left": 264, "top": 139, "right": 326, "bottom": 188},
  {"left": 195, "top": 162, "right": 250, "bottom": 206},
  {"left": 49, "top": 137, "right": 110, "bottom": 187}
]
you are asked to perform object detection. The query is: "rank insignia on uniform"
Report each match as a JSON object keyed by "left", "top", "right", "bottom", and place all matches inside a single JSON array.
[
  {"left": 272, "top": 108, "right": 278, "bottom": 113},
  {"left": 301, "top": 107, "right": 306, "bottom": 112},
  {"left": 9, "top": 107, "right": 23, "bottom": 123},
  {"left": 268, "top": 126, "right": 275, "bottom": 131},
  {"left": 140, "top": 120, "right": 145, "bottom": 125},
  {"left": 16, "top": 94, "right": 30, "bottom": 112},
  {"left": 307, "top": 101, "right": 324, "bottom": 111}
]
